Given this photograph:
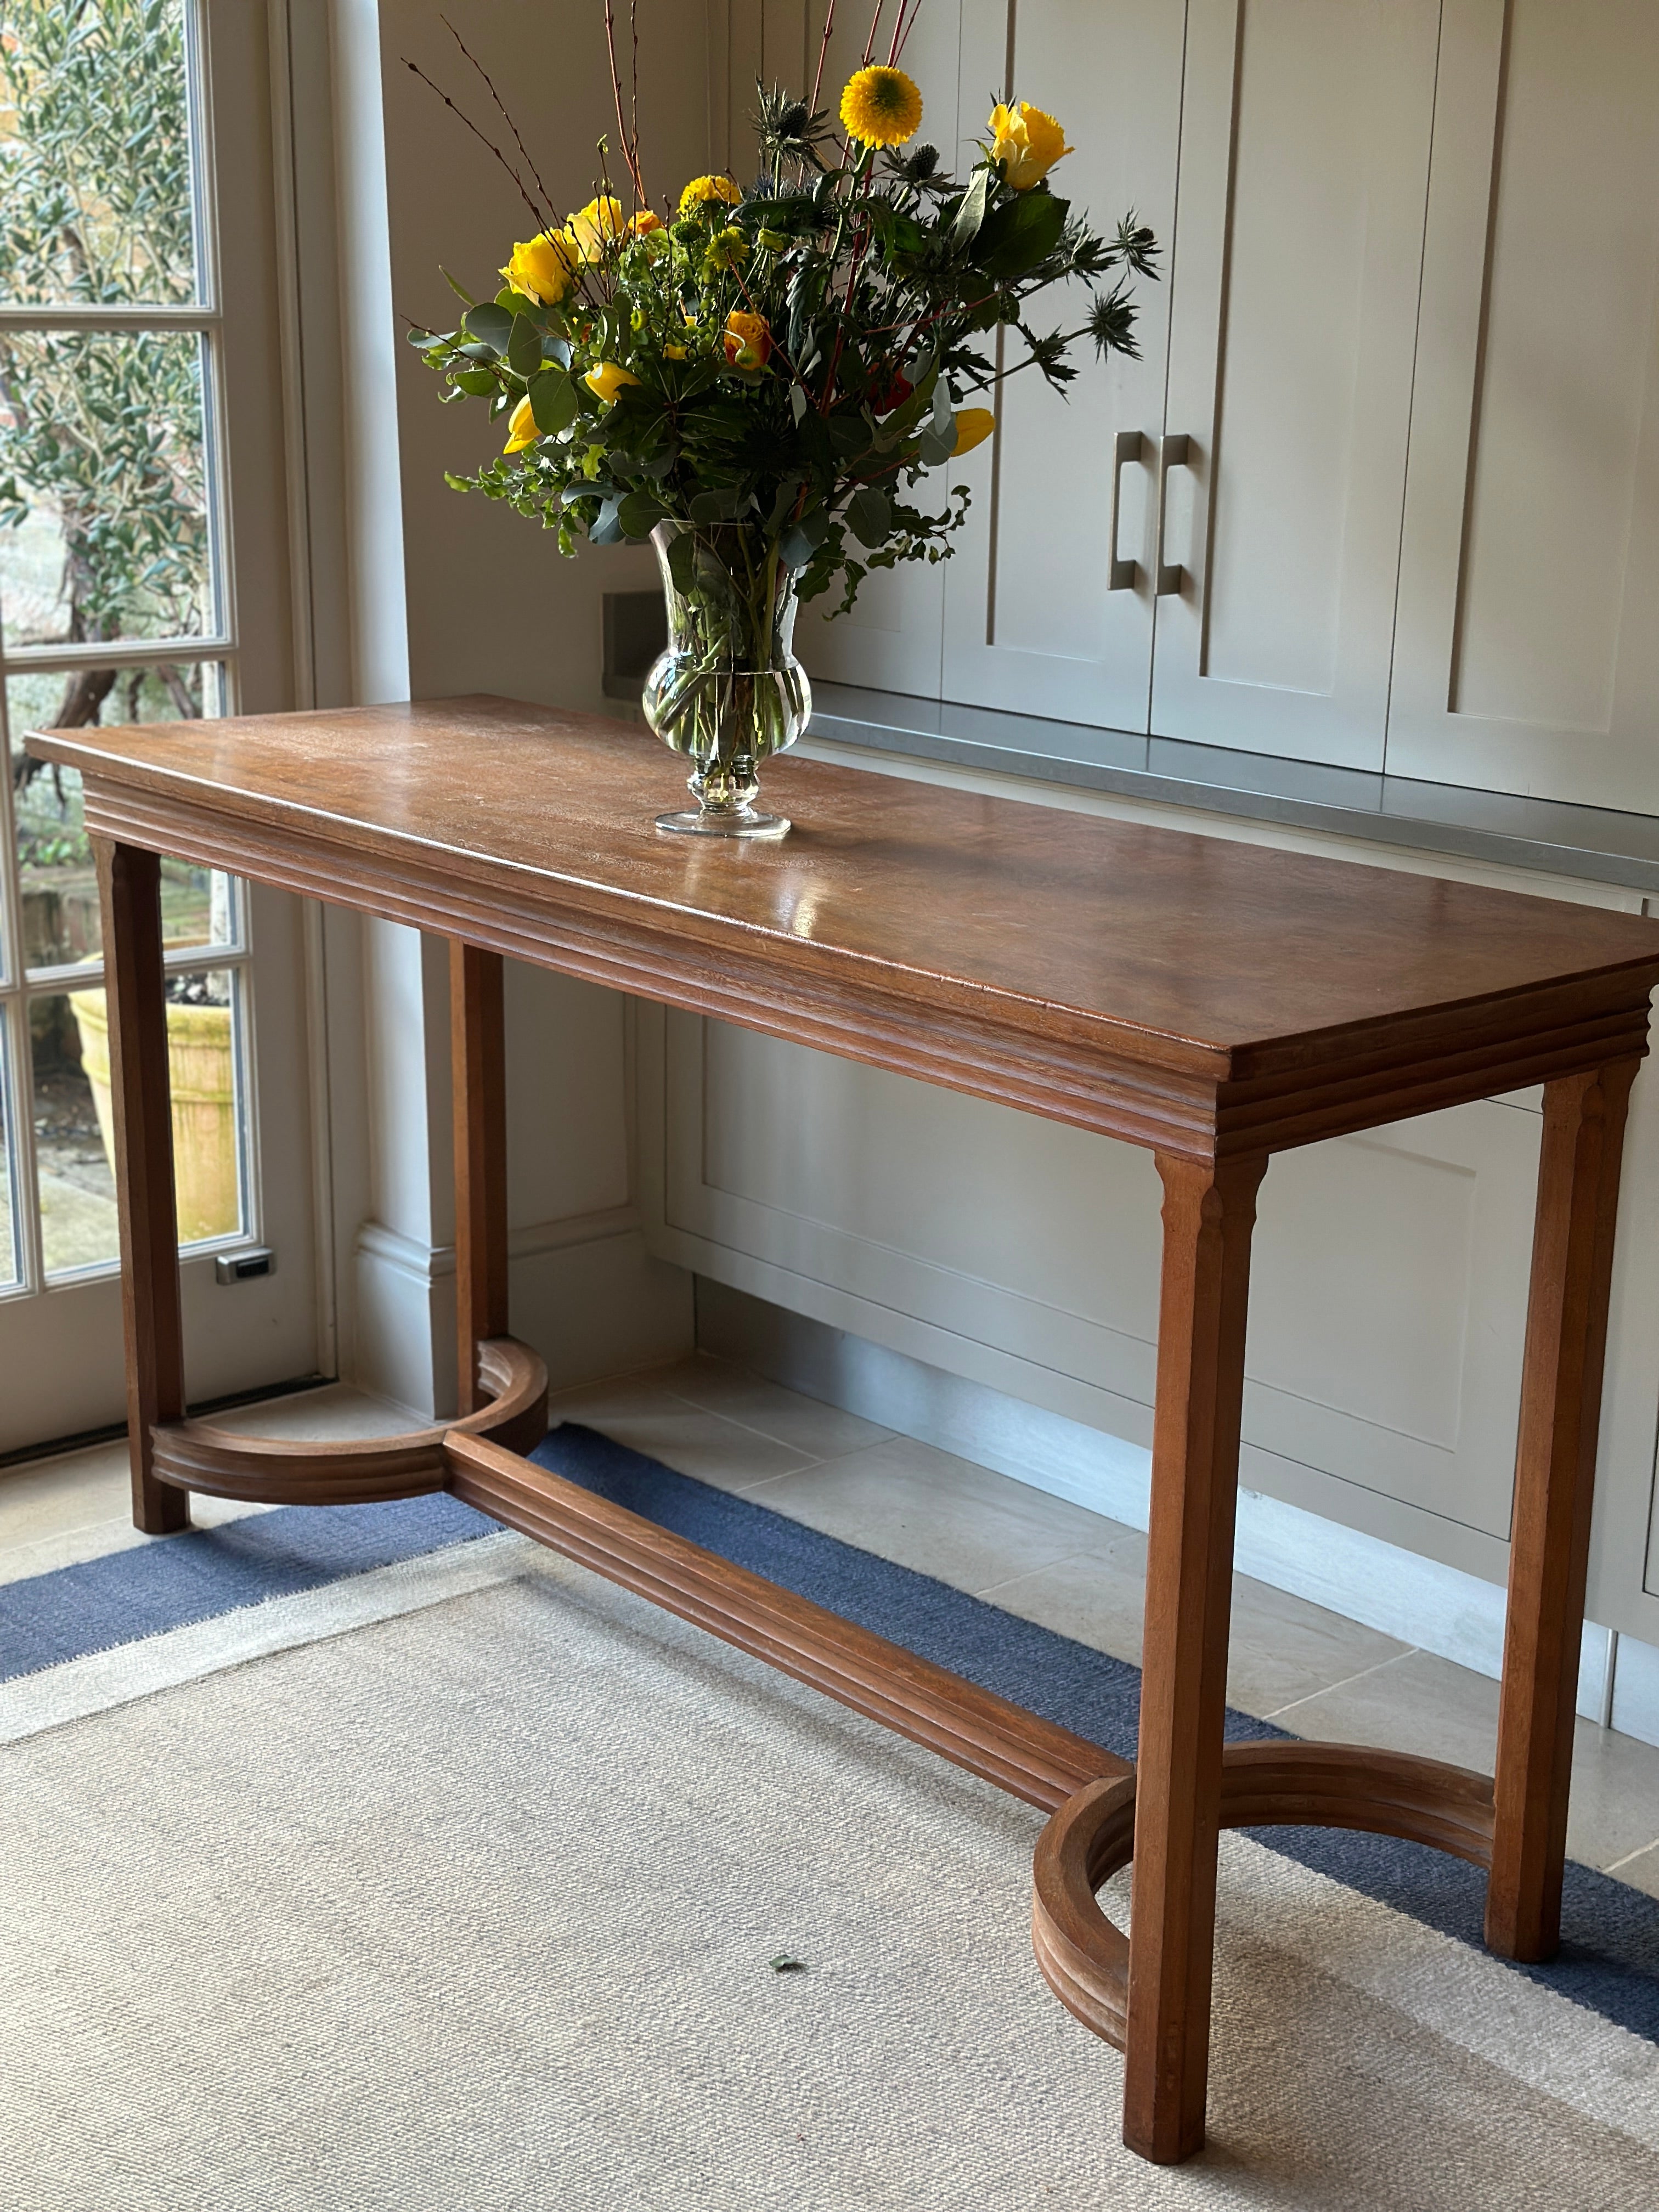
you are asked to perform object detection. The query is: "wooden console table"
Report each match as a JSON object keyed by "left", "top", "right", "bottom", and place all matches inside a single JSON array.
[{"left": 31, "top": 698, "right": 1659, "bottom": 2165}]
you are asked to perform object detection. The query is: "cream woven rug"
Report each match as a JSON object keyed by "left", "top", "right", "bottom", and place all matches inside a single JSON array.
[{"left": 2, "top": 1533, "right": 1655, "bottom": 2209}]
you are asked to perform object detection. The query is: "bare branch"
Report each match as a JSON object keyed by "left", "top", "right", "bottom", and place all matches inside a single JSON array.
[
  {"left": 402, "top": 59, "right": 551, "bottom": 235},
  {"left": 439, "top": 14, "right": 560, "bottom": 229}
]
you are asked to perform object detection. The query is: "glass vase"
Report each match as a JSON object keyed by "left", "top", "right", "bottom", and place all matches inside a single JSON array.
[{"left": 641, "top": 520, "right": 811, "bottom": 838}]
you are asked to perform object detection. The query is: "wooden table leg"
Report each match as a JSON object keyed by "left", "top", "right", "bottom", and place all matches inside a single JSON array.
[
  {"left": 95, "top": 838, "right": 189, "bottom": 1536},
  {"left": 450, "top": 941, "right": 510, "bottom": 1415},
  {"left": 1486, "top": 1059, "right": 1637, "bottom": 1960},
  {"left": 1123, "top": 1150, "right": 1268, "bottom": 2164}
]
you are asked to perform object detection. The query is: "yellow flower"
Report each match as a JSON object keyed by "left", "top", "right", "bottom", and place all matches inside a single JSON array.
[
  {"left": 628, "top": 210, "right": 664, "bottom": 235},
  {"left": 663, "top": 342, "right": 688, "bottom": 361},
  {"left": 562, "top": 195, "right": 627, "bottom": 262},
  {"left": 678, "top": 173, "right": 742, "bottom": 217},
  {"left": 722, "top": 311, "right": 771, "bottom": 370},
  {"left": 504, "top": 395, "right": 539, "bottom": 454},
  {"left": 987, "top": 100, "right": 1072, "bottom": 190},
  {"left": 951, "top": 407, "right": 995, "bottom": 456},
  {"left": 840, "top": 65, "right": 922, "bottom": 148},
  {"left": 703, "top": 224, "right": 748, "bottom": 273},
  {"left": 584, "top": 360, "right": 641, "bottom": 406},
  {"left": 500, "top": 232, "right": 574, "bottom": 307}
]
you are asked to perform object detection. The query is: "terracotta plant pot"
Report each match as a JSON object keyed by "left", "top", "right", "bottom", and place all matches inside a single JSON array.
[{"left": 70, "top": 990, "right": 240, "bottom": 1245}]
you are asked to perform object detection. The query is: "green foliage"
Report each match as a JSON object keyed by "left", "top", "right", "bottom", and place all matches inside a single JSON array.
[
  {"left": 413, "top": 66, "right": 1158, "bottom": 616},
  {"left": 0, "top": 0, "right": 208, "bottom": 660}
]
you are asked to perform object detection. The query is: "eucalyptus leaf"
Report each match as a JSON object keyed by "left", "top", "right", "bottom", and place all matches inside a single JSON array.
[
  {"left": 507, "top": 314, "right": 543, "bottom": 377},
  {"left": 666, "top": 529, "right": 699, "bottom": 594},
  {"left": 767, "top": 474, "right": 804, "bottom": 531},
  {"left": 589, "top": 496, "right": 626, "bottom": 546},
  {"left": 919, "top": 417, "right": 956, "bottom": 467},
  {"left": 847, "top": 484, "right": 891, "bottom": 548},
  {"left": 951, "top": 166, "right": 992, "bottom": 250},
  {"left": 779, "top": 505, "right": 832, "bottom": 569},
  {"left": 972, "top": 188, "right": 1068, "bottom": 279},
  {"left": 827, "top": 414, "right": 870, "bottom": 458},
  {"left": 528, "top": 369, "right": 578, "bottom": 435},
  {"left": 464, "top": 303, "right": 514, "bottom": 349},
  {"left": 442, "top": 266, "right": 477, "bottom": 306},
  {"left": 455, "top": 369, "right": 496, "bottom": 396},
  {"left": 618, "top": 489, "right": 668, "bottom": 539}
]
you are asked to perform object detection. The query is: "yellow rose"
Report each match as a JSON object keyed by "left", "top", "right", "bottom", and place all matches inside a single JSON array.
[
  {"left": 722, "top": 311, "right": 772, "bottom": 370},
  {"left": 951, "top": 407, "right": 995, "bottom": 456},
  {"left": 584, "top": 360, "right": 641, "bottom": 406},
  {"left": 840, "top": 65, "right": 923, "bottom": 149},
  {"left": 562, "top": 195, "right": 627, "bottom": 263},
  {"left": 678, "top": 173, "right": 742, "bottom": 217},
  {"left": 987, "top": 100, "right": 1072, "bottom": 190},
  {"left": 504, "top": 396, "right": 539, "bottom": 454},
  {"left": 500, "top": 232, "right": 574, "bottom": 307}
]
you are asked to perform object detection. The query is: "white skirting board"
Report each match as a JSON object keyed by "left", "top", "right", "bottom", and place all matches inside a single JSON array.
[
  {"left": 696, "top": 1278, "right": 1659, "bottom": 1751},
  {"left": 352, "top": 1213, "right": 693, "bottom": 1418}
]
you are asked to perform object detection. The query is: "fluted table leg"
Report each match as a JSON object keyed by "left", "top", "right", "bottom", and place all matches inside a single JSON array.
[
  {"left": 1487, "top": 1060, "right": 1637, "bottom": 1959},
  {"left": 450, "top": 941, "right": 510, "bottom": 1415},
  {"left": 95, "top": 837, "right": 189, "bottom": 1536},
  {"left": 1122, "top": 1150, "right": 1267, "bottom": 2164}
]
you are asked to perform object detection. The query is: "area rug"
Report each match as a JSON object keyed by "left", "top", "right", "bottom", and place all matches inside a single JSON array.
[{"left": 1, "top": 1429, "right": 1655, "bottom": 2210}]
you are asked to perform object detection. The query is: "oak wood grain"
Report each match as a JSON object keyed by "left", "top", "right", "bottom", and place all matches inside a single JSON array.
[
  {"left": 445, "top": 1430, "right": 1126, "bottom": 1811},
  {"left": 148, "top": 1338, "right": 549, "bottom": 1505},
  {"left": 1034, "top": 1743, "right": 1497, "bottom": 2051},
  {"left": 32, "top": 701, "right": 1659, "bottom": 1161},
  {"left": 94, "top": 838, "right": 189, "bottom": 1536}
]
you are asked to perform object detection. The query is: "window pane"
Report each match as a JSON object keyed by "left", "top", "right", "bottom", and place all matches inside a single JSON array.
[
  {"left": 8, "top": 665, "right": 234, "bottom": 969},
  {"left": 0, "top": 1018, "right": 18, "bottom": 1288},
  {"left": 30, "top": 989, "right": 119, "bottom": 1276},
  {"left": 32, "top": 966, "right": 243, "bottom": 1276},
  {"left": 0, "top": 331, "right": 213, "bottom": 647},
  {"left": 0, "top": 0, "right": 198, "bottom": 307}
]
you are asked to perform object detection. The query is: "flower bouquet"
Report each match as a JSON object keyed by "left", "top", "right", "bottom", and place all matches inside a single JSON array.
[{"left": 411, "top": 4, "right": 1156, "bottom": 838}]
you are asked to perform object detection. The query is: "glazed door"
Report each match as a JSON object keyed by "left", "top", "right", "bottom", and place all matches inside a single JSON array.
[{"left": 0, "top": 0, "right": 321, "bottom": 1454}]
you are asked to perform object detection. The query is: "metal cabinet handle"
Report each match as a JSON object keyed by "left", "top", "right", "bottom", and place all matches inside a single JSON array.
[
  {"left": 1107, "top": 429, "right": 1146, "bottom": 590},
  {"left": 1156, "top": 433, "right": 1190, "bottom": 596}
]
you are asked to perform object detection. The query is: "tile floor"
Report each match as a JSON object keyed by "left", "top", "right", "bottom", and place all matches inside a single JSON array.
[{"left": 6, "top": 1351, "right": 1659, "bottom": 1899}]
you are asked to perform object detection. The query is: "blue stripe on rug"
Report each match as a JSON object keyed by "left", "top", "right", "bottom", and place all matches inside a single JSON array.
[
  {"left": 0, "top": 1492, "right": 496, "bottom": 1682},
  {"left": 3, "top": 1423, "right": 1654, "bottom": 2047},
  {"left": 528, "top": 1423, "right": 1659, "bottom": 2049}
]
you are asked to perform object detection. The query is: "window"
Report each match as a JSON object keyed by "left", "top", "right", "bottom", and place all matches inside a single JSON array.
[{"left": 0, "top": 1, "right": 253, "bottom": 1290}]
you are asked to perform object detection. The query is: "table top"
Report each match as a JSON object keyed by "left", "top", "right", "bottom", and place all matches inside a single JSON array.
[{"left": 31, "top": 697, "right": 1659, "bottom": 1156}]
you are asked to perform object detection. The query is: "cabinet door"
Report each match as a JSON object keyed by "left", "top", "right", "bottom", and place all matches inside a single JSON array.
[
  {"left": 795, "top": 0, "right": 965, "bottom": 699},
  {"left": 936, "top": 0, "right": 1184, "bottom": 729},
  {"left": 1386, "top": 0, "right": 1659, "bottom": 810},
  {"left": 1150, "top": 0, "right": 1441, "bottom": 769}
]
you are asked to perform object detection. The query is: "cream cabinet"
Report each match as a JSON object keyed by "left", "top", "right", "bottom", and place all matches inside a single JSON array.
[
  {"left": 1149, "top": 0, "right": 1440, "bottom": 769},
  {"left": 939, "top": 0, "right": 1184, "bottom": 729},
  {"left": 796, "top": 0, "right": 1659, "bottom": 812},
  {"left": 1386, "top": 0, "right": 1659, "bottom": 810}
]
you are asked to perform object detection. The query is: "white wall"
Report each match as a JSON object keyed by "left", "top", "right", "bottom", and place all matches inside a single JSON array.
[{"left": 301, "top": 0, "right": 714, "bottom": 1411}]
